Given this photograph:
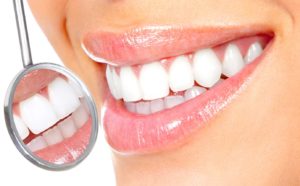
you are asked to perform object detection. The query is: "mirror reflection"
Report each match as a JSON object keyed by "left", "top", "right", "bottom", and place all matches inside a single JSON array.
[{"left": 12, "top": 69, "right": 92, "bottom": 164}]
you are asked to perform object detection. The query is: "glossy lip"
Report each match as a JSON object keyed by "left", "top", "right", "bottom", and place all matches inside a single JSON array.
[
  {"left": 14, "top": 70, "right": 59, "bottom": 103},
  {"left": 83, "top": 25, "right": 273, "bottom": 154},
  {"left": 82, "top": 25, "right": 273, "bottom": 66}
]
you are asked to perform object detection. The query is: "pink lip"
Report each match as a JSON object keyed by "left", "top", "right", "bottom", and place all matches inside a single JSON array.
[
  {"left": 82, "top": 25, "right": 272, "bottom": 66},
  {"left": 84, "top": 26, "right": 273, "bottom": 154}
]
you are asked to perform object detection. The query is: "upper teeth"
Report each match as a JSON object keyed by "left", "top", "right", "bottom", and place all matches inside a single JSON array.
[
  {"left": 106, "top": 41, "right": 264, "bottom": 113},
  {"left": 19, "top": 93, "right": 59, "bottom": 135},
  {"left": 244, "top": 42, "right": 263, "bottom": 64},
  {"left": 14, "top": 77, "right": 89, "bottom": 150},
  {"left": 222, "top": 44, "right": 245, "bottom": 77},
  {"left": 193, "top": 48, "right": 222, "bottom": 87},
  {"left": 139, "top": 62, "right": 170, "bottom": 100},
  {"left": 169, "top": 55, "right": 194, "bottom": 92},
  {"left": 48, "top": 78, "right": 81, "bottom": 120}
]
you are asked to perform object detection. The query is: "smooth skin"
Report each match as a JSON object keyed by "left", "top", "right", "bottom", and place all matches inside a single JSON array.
[{"left": 28, "top": 0, "right": 300, "bottom": 185}]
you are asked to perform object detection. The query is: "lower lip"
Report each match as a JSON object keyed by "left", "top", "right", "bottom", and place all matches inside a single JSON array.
[
  {"left": 33, "top": 118, "right": 91, "bottom": 164},
  {"left": 102, "top": 42, "right": 271, "bottom": 154}
]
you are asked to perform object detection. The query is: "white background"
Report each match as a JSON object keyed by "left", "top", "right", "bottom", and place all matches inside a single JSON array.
[{"left": 0, "top": 1, "right": 115, "bottom": 185}]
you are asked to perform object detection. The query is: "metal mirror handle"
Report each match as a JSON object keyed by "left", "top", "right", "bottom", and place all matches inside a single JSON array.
[{"left": 13, "top": 0, "right": 33, "bottom": 67}]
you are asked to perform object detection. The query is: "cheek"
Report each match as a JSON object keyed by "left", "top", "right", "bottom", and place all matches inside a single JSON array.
[{"left": 28, "top": 0, "right": 105, "bottom": 107}]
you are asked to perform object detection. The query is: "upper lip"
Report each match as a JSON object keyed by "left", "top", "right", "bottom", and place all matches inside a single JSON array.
[
  {"left": 82, "top": 25, "right": 272, "bottom": 66},
  {"left": 14, "top": 70, "right": 59, "bottom": 103}
]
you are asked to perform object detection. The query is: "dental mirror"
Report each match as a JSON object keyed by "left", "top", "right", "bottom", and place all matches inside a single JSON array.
[{"left": 4, "top": 0, "right": 98, "bottom": 170}]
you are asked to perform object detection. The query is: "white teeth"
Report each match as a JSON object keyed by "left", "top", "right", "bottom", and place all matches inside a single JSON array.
[
  {"left": 42, "top": 126, "right": 64, "bottom": 146},
  {"left": 105, "top": 39, "right": 265, "bottom": 115},
  {"left": 106, "top": 66, "right": 122, "bottom": 100},
  {"left": 48, "top": 77, "right": 81, "bottom": 120},
  {"left": 193, "top": 49, "right": 222, "bottom": 88},
  {"left": 120, "top": 66, "right": 142, "bottom": 102},
  {"left": 13, "top": 115, "right": 29, "bottom": 140},
  {"left": 139, "top": 62, "right": 169, "bottom": 100},
  {"left": 58, "top": 117, "right": 77, "bottom": 139},
  {"left": 27, "top": 136, "right": 48, "bottom": 152},
  {"left": 136, "top": 101, "right": 151, "bottom": 115},
  {"left": 150, "top": 99, "right": 165, "bottom": 113},
  {"left": 125, "top": 102, "right": 136, "bottom": 113},
  {"left": 245, "top": 42, "right": 263, "bottom": 64},
  {"left": 72, "top": 105, "right": 89, "bottom": 129},
  {"left": 80, "top": 98, "right": 89, "bottom": 113},
  {"left": 26, "top": 113, "right": 83, "bottom": 152},
  {"left": 184, "top": 86, "right": 206, "bottom": 101},
  {"left": 164, "top": 96, "right": 185, "bottom": 109},
  {"left": 112, "top": 68, "right": 123, "bottom": 100},
  {"left": 68, "top": 79, "right": 84, "bottom": 98},
  {"left": 222, "top": 44, "right": 245, "bottom": 77},
  {"left": 169, "top": 55, "right": 194, "bottom": 92},
  {"left": 19, "top": 94, "right": 58, "bottom": 135},
  {"left": 14, "top": 76, "right": 88, "bottom": 151}
]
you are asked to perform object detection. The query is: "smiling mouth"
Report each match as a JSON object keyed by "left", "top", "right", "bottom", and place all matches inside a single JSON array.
[
  {"left": 83, "top": 26, "right": 273, "bottom": 154},
  {"left": 13, "top": 71, "right": 91, "bottom": 164}
]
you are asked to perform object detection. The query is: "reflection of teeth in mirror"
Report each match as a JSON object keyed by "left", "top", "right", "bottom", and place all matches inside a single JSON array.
[
  {"left": 27, "top": 136, "right": 48, "bottom": 152},
  {"left": 68, "top": 79, "right": 84, "bottom": 98},
  {"left": 26, "top": 106, "right": 89, "bottom": 152},
  {"left": 19, "top": 94, "right": 58, "bottom": 135},
  {"left": 58, "top": 117, "right": 77, "bottom": 139},
  {"left": 80, "top": 98, "right": 89, "bottom": 113},
  {"left": 42, "top": 126, "right": 64, "bottom": 146},
  {"left": 48, "top": 77, "right": 81, "bottom": 120},
  {"left": 13, "top": 114, "right": 29, "bottom": 140},
  {"left": 16, "top": 77, "right": 81, "bottom": 135},
  {"left": 13, "top": 76, "right": 91, "bottom": 152},
  {"left": 72, "top": 104, "right": 89, "bottom": 129}
]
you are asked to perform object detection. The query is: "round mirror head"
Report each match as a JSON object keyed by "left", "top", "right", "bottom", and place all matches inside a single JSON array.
[{"left": 4, "top": 63, "right": 98, "bottom": 170}]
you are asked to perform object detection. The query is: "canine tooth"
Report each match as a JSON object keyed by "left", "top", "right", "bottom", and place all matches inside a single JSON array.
[
  {"left": 165, "top": 96, "right": 185, "bottom": 109},
  {"left": 139, "top": 62, "right": 169, "bottom": 100},
  {"left": 106, "top": 66, "right": 122, "bottom": 99},
  {"left": 68, "top": 79, "right": 84, "bottom": 98},
  {"left": 184, "top": 86, "right": 206, "bottom": 101},
  {"left": 245, "top": 42, "right": 263, "bottom": 64},
  {"left": 42, "top": 126, "right": 64, "bottom": 146},
  {"left": 136, "top": 101, "right": 151, "bottom": 115},
  {"left": 222, "top": 44, "right": 245, "bottom": 77},
  {"left": 13, "top": 115, "right": 29, "bottom": 140},
  {"left": 169, "top": 55, "right": 194, "bottom": 92},
  {"left": 72, "top": 105, "right": 89, "bottom": 128},
  {"left": 27, "top": 136, "right": 48, "bottom": 152},
  {"left": 19, "top": 94, "right": 58, "bottom": 134},
  {"left": 120, "top": 66, "right": 142, "bottom": 102},
  {"left": 150, "top": 99, "right": 165, "bottom": 113},
  {"left": 193, "top": 49, "right": 222, "bottom": 88},
  {"left": 48, "top": 77, "right": 80, "bottom": 119},
  {"left": 125, "top": 102, "right": 136, "bottom": 113},
  {"left": 58, "top": 117, "right": 77, "bottom": 139}
]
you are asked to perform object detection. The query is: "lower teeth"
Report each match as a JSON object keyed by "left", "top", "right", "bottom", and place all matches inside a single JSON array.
[
  {"left": 125, "top": 85, "right": 208, "bottom": 115},
  {"left": 26, "top": 104, "right": 90, "bottom": 152}
]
